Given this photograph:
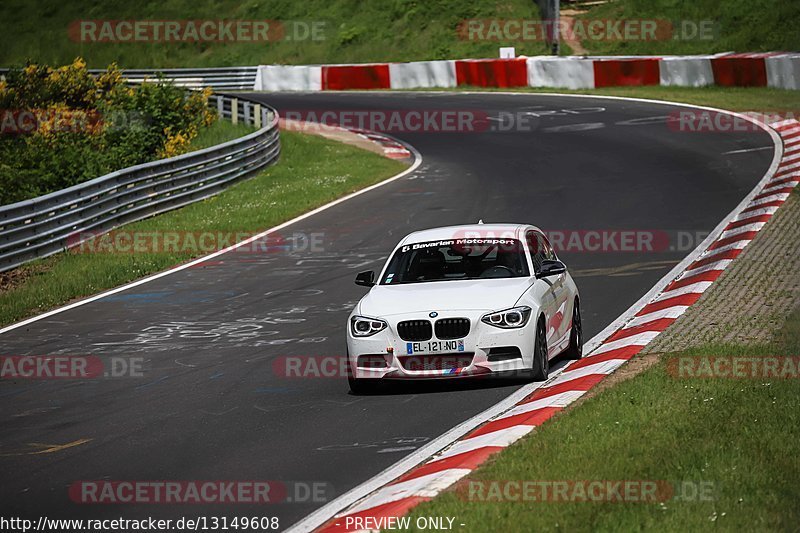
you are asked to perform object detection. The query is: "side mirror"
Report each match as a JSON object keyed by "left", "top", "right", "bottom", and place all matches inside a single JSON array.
[
  {"left": 537, "top": 259, "right": 566, "bottom": 279},
  {"left": 355, "top": 270, "right": 376, "bottom": 287}
]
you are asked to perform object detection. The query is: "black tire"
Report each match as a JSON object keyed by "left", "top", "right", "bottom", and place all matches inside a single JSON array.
[
  {"left": 531, "top": 317, "right": 549, "bottom": 381},
  {"left": 348, "top": 372, "right": 379, "bottom": 394},
  {"left": 564, "top": 298, "right": 583, "bottom": 360}
]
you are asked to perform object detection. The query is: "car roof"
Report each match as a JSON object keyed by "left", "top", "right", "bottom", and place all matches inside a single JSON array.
[{"left": 398, "top": 223, "right": 542, "bottom": 246}]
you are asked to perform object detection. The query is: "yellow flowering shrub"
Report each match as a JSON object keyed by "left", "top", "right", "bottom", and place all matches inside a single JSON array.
[
  {"left": 157, "top": 124, "right": 200, "bottom": 158},
  {"left": 0, "top": 58, "right": 219, "bottom": 204}
]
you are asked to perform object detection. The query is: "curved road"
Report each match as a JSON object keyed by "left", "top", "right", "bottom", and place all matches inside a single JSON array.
[{"left": 0, "top": 92, "right": 774, "bottom": 528}]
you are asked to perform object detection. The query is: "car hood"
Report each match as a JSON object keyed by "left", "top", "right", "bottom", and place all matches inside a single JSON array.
[{"left": 357, "top": 278, "right": 534, "bottom": 317}]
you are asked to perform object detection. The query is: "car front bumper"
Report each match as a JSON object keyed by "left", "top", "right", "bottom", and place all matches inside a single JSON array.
[{"left": 346, "top": 310, "right": 536, "bottom": 380}]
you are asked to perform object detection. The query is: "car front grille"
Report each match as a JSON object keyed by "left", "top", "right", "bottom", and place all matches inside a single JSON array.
[
  {"left": 399, "top": 353, "right": 474, "bottom": 371},
  {"left": 397, "top": 320, "right": 433, "bottom": 341},
  {"left": 434, "top": 318, "right": 471, "bottom": 339}
]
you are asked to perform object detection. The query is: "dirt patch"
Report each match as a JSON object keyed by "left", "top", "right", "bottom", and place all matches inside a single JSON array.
[
  {"left": 0, "top": 261, "right": 52, "bottom": 294},
  {"left": 583, "top": 352, "right": 661, "bottom": 400},
  {"left": 560, "top": 9, "right": 590, "bottom": 55},
  {"left": 280, "top": 119, "right": 388, "bottom": 157},
  {"left": 559, "top": 1, "right": 612, "bottom": 55}
]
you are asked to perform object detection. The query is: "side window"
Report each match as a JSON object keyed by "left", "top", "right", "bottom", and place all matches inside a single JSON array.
[
  {"left": 527, "top": 231, "right": 545, "bottom": 273},
  {"left": 539, "top": 234, "right": 556, "bottom": 261}
]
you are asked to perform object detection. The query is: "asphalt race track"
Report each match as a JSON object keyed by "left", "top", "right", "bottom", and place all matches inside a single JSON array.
[{"left": 0, "top": 92, "right": 774, "bottom": 528}]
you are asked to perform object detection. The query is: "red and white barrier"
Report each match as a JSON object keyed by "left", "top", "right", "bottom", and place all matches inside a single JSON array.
[
  {"left": 254, "top": 52, "right": 800, "bottom": 91},
  {"left": 592, "top": 58, "right": 661, "bottom": 87},
  {"left": 711, "top": 56, "right": 768, "bottom": 87},
  {"left": 254, "top": 53, "right": 799, "bottom": 91},
  {"left": 767, "top": 55, "right": 800, "bottom": 90},
  {"left": 389, "top": 60, "right": 456, "bottom": 89},
  {"left": 314, "top": 119, "right": 799, "bottom": 533},
  {"left": 527, "top": 57, "right": 594, "bottom": 89},
  {"left": 322, "top": 64, "right": 391, "bottom": 91},
  {"left": 254, "top": 65, "right": 322, "bottom": 91},
  {"left": 659, "top": 56, "right": 715, "bottom": 87},
  {"left": 454, "top": 58, "right": 529, "bottom": 87}
]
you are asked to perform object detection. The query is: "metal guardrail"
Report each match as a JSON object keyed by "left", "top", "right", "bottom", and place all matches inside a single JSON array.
[
  {"left": 0, "top": 67, "right": 258, "bottom": 90},
  {"left": 116, "top": 67, "right": 258, "bottom": 90},
  {"left": 0, "top": 94, "right": 280, "bottom": 272}
]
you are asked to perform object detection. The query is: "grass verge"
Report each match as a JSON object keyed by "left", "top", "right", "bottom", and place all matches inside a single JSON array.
[
  {"left": 524, "top": 86, "right": 799, "bottom": 114},
  {"left": 0, "top": 0, "right": 548, "bottom": 68},
  {"left": 406, "top": 308, "right": 800, "bottom": 531},
  {"left": 187, "top": 118, "right": 255, "bottom": 152},
  {"left": 1, "top": 1, "right": 792, "bottom": 68},
  {"left": 0, "top": 130, "right": 406, "bottom": 326},
  {"left": 577, "top": 0, "right": 800, "bottom": 56},
  {"left": 405, "top": 85, "right": 799, "bottom": 114}
]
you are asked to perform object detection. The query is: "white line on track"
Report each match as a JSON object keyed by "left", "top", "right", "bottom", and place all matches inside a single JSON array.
[
  {"left": 723, "top": 146, "right": 774, "bottom": 154},
  {"left": 0, "top": 133, "right": 422, "bottom": 336}
]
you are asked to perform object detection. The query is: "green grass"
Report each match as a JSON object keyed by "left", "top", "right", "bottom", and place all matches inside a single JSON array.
[
  {"left": 0, "top": 0, "right": 549, "bottom": 69},
  {"left": 406, "top": 309, "right": 800, "bottom": 532},
  {"left": 0, "top": 0, "right": 793, "bottom": 68},
  {"left": 0, "top": 130, "right": 405, "bottom": 326},
  {"left": 187, "top": 118, "right": 255, "bottom": 152},
  {"left": 401, "top": 85, "right": 799, "bottom": 114},
  {"left": 577, "top": 0, "right": 800, "bottom": 55},
  {"left": 535, "top": 86, "right": 799, "bottom": 114}
]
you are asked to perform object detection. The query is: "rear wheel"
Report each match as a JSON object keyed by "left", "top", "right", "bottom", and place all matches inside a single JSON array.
[
  {"left": 564, "top": 298, "right": 583, "bottom": 360},
  {"left": 531, "top": 318, "right": 549, "bottom": 381}
]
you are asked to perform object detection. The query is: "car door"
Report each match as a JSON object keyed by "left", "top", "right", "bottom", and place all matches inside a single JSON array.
[
  {"left": 539, "top": 233, "right": 570, "bottom": 349},
  {"left": 527, "top": 230, "right": 559, "bottom": 352}
]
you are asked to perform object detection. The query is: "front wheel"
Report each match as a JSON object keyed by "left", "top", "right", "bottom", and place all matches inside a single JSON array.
[
  {"left": 531, "top": 318, "right": 549, "bottom": 381},
  {"left": 348, "top": 372, "right": 379, "bottom": 394},
  {"left": 563, "top": 298, "right": 583, "bottom": 360}
]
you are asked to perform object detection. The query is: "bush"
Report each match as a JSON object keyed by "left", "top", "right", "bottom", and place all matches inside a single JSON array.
[{"left": 0, "top": 58, "right": 216, "bottom": 205}]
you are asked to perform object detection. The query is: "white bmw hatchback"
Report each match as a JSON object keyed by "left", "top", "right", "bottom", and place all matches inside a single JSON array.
[{"left": 346, "top": 223, "right": 582, "bottom": 393}]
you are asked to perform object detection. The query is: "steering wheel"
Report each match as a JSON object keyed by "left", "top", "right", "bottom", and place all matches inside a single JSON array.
[{"left": 479, "top": 265, "right": 515, "bottom": 278}]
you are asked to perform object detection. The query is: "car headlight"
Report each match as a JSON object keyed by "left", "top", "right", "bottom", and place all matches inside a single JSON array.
[
  {"left": 350, "top": 315, "right": 388, "bottom": 337},
  {"left": 481, "top": 306, "right": 532, "bottom": 329}
]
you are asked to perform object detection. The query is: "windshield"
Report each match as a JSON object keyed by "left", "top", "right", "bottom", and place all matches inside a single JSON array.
[{"left": 380, "top": 238, "right": 530, "bottom": 285}]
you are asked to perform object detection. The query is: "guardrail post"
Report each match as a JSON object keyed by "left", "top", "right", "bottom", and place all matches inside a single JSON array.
[
  {"left": 243, "top": 101, "right": 251, "bottom": 125},
  {"left": 216, "top": 96, "right": 224, "bottom": 118},
  {"left": 254, "top": 104, "right": 262, "bottom": 128},
  {"left": 231, "top": 98, "right": 239, "bottom": 125}
]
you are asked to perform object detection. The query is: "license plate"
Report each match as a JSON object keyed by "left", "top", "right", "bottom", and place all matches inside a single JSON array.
[{"left": 405, "top": 339, "right": 465, "bottom": 355}]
